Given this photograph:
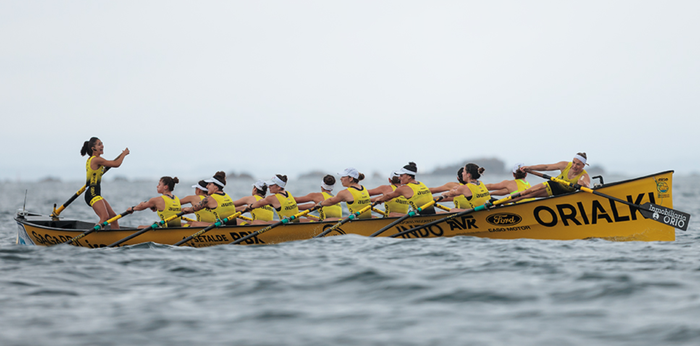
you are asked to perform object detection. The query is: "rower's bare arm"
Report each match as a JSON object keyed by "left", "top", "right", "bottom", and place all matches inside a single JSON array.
[
  {"left": 376, "top": 186, "right": 407, "bottom": 203},
  {"left": 295, "top": 192, "right": 321, "bottom": 204},
  {"left": 429, "top": 182, "right": 458, "bottom": 193},
  {"left": 93, "top": 148, "right": 130, "bottom": 168},
  {"left": 232, "top": 196, "right": 254, "bottom": 206},
  {"left": 322, "top": 190, "right": 350, "bottom": 206},
  {"left": 297, "top": 202, "right": 315, "bottom": 211},
  {"left": 523, "top": 161, "right": 567, "bottom": 172},
  {"left": 133, "top": 196, "right": 158, "bottom": 212},
  {"left": 578, "top": 173, "right": 591, "bottom": 188},
  {"left": 367, "top": 185, "right": 390, "bottom": 196},
  {"left": 489, "top": 188, "right": 511, "bottom": 196}
]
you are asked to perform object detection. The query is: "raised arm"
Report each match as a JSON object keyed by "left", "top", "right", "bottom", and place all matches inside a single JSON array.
[
  {"left": 92, "top": 148, "right": 130, "bottom": 168},
  {"left": 521, "top": 161, "right": 568, "bottom": 172}
]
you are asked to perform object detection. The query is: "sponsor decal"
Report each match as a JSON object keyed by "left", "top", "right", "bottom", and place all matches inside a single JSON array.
[
  {"left": 533, "top": 192, "right": 656, "bottom": 228},
  {"left": 488, "top": 225, "right": 531, "bottom": 233},
  {"left": 646, "top": 204, "right": 688, "bottom": 229},
  {"left": 228, "top": 231, "right": 265, "bottom": 245},
  {"left": 486, "top": 213, "right": 522, "bottom": 226},
  {"left": 396, "top": 215, "right": 478, "bottom": 239}
]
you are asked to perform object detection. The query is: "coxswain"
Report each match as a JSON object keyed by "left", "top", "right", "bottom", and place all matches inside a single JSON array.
[
  {"left": 485, "top": 163, "right": 536, "bottom": 203},
  {"left": 368, "top": 170, "right": 409, "bottom": 217},
  {"left": 181, "top": 171, "right": 238, "bottom": 226},
  {"left": 232, "top": 180, "right": 274, "bottom": 222},
  {"left": 374, "top": 162, "right": 436, "bottom": 215},
  {"left": 295, "top": 175, "right": 343, "bottom": 221},
  {"left": 317, "top": 168, "right": 372, "bottom": 219},
  {"left": 441, "top": 163, "right": 491, "bottom": 212},
  {"left": 244, "top": 175, "right": 299, "bottom": 224},
  {"left": 129, "top": 176, "right": 182, "bottom": 227},
  {"left": 80, "top": 137, "right": 129, "bottom": 229},
  {"left": 179, "top": 180, "right": 217, "bottom": 224},
  {"left": 516, "top": 152, "right": 591, "bottom": 200}
]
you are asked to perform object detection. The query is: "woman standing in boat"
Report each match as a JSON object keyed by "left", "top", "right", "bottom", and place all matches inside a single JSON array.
[
  {"left": 485, "top": 163, "right": 535, "bottom": 203},
  {"left": 317, "top": 168, "right": 373, "bottom": 219},
  {"left": 81, "top": 137, "right": 129, "bottom": 229},
  {"left": 441, "top": 163, "right": 491, "bottom": 211},
  {"left": 179, "top": 180, "right": 217, "bottom": 224},
  {"left": 368, "top": 171, "right": 409, "bottom": 217},
  {"left": 181, "top": 171, "right": 238, "bottom": 226},
  {"left": 232, "top": 180, "right": 275, "bottom": 222},
  {"left": 374, "top": 162, "right": 436, "bottom": 215},
  {"left": 517, "top": 152, "right": 591, "bottom": 198},
  {"left": 244, "top": 175, "right": 299, "bottom": 224},
  {"left": 295, "top": 175, "right": 343, "bottom": 221},
  {"left": 129, "top": 176, "right": 182, "bottom": 227}
]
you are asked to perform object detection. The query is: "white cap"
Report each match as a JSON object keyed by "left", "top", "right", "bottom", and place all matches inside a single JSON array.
[
  {"left": 512, "top": 163, "right": 525, "bottom": 174},
  {"left": 191, "top": 181, "right": 208, "bottom": 192},
  {"left": 266, "top": 175, "right": 287, "bottom": 188},
  {"left": 391, "top": 170, "right": 401, "bottom": 178},
  {"left": 204, "top": 176, "right": 225, "bottom": 187},
  {"left": 397, "top": 167, "right": 417, "bottom": 176},
  {"left": 338, "top": 167, "right": 360, "bottom": 179},
  {"left": 252, "top": 180, "right": 266, "bottom": 191}
]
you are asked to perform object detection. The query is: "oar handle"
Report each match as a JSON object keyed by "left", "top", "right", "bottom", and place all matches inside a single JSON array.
[
  {"left": 62, "top": 209, "right": 133, "bottom": 245},
  {"left": 435, "top": 203, "right": 451, "bottom": 212},
  {"left": 107, "top": 211, "right": 185, "bottom": 247},
  {"left": 369, "top": 197, "right": 443, "bottom": 237},
  {"left": 371, "top": 207, "right": 388, "bottom": 217},
  {"left": 230, "top": 207, "right": 319, "bottom": 245},
  {"left": 175, "top": 212, "right": 242, "bottom": 246},
  {"left": 314, "top": 202, "right": 378, "bottom": 238}
]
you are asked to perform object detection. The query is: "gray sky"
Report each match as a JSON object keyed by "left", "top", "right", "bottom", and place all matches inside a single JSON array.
[{"left": 2, "top": 1, "right": 699, "bottom": 182}]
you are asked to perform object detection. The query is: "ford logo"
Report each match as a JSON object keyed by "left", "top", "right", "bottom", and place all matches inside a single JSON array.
[{"left": 486, "top": 213, "right": 522, "bottom": 226}]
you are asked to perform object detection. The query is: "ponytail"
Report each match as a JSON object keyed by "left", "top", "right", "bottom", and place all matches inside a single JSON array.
[{"left": 81, "top": 137, "right": 99, "bottom": 156}]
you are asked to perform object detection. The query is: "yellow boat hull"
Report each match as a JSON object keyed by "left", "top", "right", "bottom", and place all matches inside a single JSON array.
[{"left": 15, "top": 171, "right": 678, "bottom": 247}]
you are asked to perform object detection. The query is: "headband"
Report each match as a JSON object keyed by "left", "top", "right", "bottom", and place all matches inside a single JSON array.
[
  {"left": 573, "top": 154, "right": 588, "bottom": 166},
  {"left": 267, "top": 176, "right": 287, "bottom": 188}
]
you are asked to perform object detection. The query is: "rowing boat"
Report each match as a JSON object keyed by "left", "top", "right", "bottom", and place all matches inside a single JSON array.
[{"left": 15, "top": 171, "right": 684, "bottom": 247}]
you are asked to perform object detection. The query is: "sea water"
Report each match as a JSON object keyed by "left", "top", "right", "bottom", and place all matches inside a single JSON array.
[{"left": 1, "top": 174, "right": 699, "bottom": 346}]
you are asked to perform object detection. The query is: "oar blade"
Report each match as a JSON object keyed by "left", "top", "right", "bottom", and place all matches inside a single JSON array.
[{"left": 639, "top": 203, "right": 690, "bottom": 231}]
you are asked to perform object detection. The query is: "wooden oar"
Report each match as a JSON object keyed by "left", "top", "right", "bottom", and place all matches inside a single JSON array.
[
  {"left": 175, "top": 212, "right": 242, "bottom": 246},
  {"left": 230, "top": 207, "right": 320, "bottom": 245},
  {"left": 528, "top": 170, "right": 691, "bottom": 231},
  {"left": 313, "top": 202, "right": 378, "bottom": 238},
  {"left": 389, "top": 193, "right": 520, "bottom": 238},
  {"left": 107, "top": 211, "right": 186, "bottom": 247},
  {"left": 369, "top": 197, "right": 443, "bottom": 237},
  {"left": 62, "top": 209, "right": 133, "bottom": 245},
  {"left": 50, "top": 155, "right": 119, "bottom": 218}
]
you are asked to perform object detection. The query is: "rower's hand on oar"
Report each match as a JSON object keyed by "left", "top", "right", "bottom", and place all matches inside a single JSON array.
[{"left": 243, "top": 204, "right": 254, "bottom": 213}]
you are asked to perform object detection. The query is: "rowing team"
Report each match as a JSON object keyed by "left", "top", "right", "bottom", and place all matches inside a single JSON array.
[{"left": 79, "top": 137, "right": 590, "bottom": 229}]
